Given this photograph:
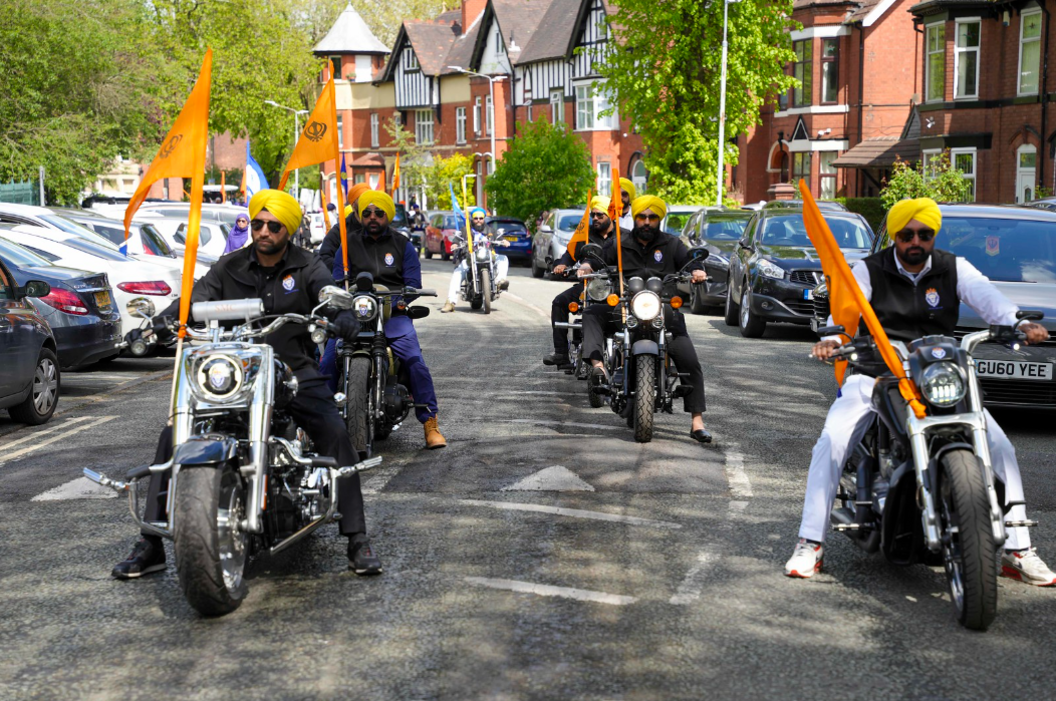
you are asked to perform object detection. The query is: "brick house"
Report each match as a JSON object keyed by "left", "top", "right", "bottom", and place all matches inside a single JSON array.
[{"left": 733, "top": 0, "right": 922, "bottom": 203}]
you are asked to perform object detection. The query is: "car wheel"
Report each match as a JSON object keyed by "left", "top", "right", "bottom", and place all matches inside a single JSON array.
[
  {"left": 689, "top": 284, "right": 709, "bottom": 315},
  {"left": 531, "top": 251, "right": 544, "bottom": 278},
  {"left": 9, "top": 347, "right": 60, "bottom": 425},
  {"left": 738, "top": 287, "right": 766, "bottom": 338},
  {"left": 723, "top": 285, "right": 739, "bottom": 326},
  {"left": 424, "top": 247, "right": 433, "bottom": 259}
]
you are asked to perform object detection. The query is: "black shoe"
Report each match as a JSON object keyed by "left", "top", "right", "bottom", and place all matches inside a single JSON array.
[
  {"left": 690, "top": 428, "right": 713, "bottom": 444},
  {"left": 348, "top": 534, "right": 383, "bottom": 576},
  {"left": 112, "top": 536, "right": 166, "bottom": 579},
  {"left": 543, "top": 353, "right": 571, "bottom": 366}
]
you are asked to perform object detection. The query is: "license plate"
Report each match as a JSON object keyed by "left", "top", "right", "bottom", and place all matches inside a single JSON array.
[
  {"left": 94, "top": 290, "right": 112, "bottom": 309},
  {"left": 504, "top": 235, "right": 518, "bottom": 242},
  {"left": 803, "top": 289, "right": 814, "bottom": 300},
  {"left": 976, "top": 360, "right": 1053, "bottom": 381}
]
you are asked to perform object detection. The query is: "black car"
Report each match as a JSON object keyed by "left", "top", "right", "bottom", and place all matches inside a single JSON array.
[
  {"left": 0, "top": 237, "right": 121, "bottom": 368},
  {"left": 678, "top": 208, "right": 753, "bottom": 313},
  {"left": 0, "top": 256, "right": 59, "bottom": 425},
  {"left": 725, "top": 208, "right": 873, "bottom": 337}
]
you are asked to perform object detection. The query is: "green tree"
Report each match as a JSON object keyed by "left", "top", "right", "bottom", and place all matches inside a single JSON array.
[
  {"left": 424, "top": 153, "right": 476, "bottom": 210},
  {"left": 485, "top": 118, "right": 594, "bottom": 227},
  {"left": 599, "top": 0, "right": 797, "bottom": 204},
  {"left": 880, "top": 152, "right": 974, "bottom": 209}
]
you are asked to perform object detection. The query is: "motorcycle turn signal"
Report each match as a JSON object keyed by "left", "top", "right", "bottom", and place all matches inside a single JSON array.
[
  {"left": 568, "top": 301, "right": 580, "bottom": 313},
  {"left": 670, "top": 296, "right": 683, "bottom": 309},
  {"left": 607, "top": 294, "right": 620, "bottom": 307}
]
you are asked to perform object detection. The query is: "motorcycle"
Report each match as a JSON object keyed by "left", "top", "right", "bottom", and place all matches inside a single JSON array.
[
  {"left": 117, "top": 296, "right": 175, "bottom": 358},
  {"left": 85, "top": 288, "right": 382, "bottom": 616},
  {"left": 334, "top": 271, "right": 436, "bottom": 457},
  {"left": 553, "top": 266, "right": 612, "bottom": 394},
  {"left": 822, "top": 311, "right": 1043, "bottom": 631},
  {"left": 457, "top": 234, "right": 506, "bottom": 314}
]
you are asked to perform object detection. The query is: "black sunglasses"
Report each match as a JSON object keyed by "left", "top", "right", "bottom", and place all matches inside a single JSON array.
[
  {"left": 362, "top": 207, "right": 387, "bottom": 219},
  {"left": 251, "top": 219, "right": 283, "bottom": 234},
  {"left": 590, "top": 212, "right": 608, "bottom": 219},
  {"left": 896, "top": 229, "right": 935, "bottom": 243}
]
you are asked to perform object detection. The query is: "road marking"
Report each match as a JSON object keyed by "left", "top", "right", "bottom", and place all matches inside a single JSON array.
[
  {"left": 723, "top": 444, "right": 753, "bottom": 500},
  {"left": 459, "top": 499, "right": 681, "bottom": 529},
  {"left": 362, "top": 462, "right": 403, "bottom": 496},
  {"left": 502, "top": 292, "right": 551, "bottom": 321},
  {"left": 465, "top": 577, "right": 637, "bottom": 606},
  {"left": 31, "top": 476, "right": 117, "bottom": 501},
  {"left": 502, "top": 419, "right": 621, "bottom": 431},
  {"left": 0, "top": 416, "right": 94, "bottom": 451},
  {"left": 503, "top": 390, "right": 581, "bottom": 396},
  {"left": 669, "top": 550, "right": 718, "bottom": 605},
  {"left": 0, "top": 416, "right": 117, "bottom": 465},
  {"left": 502, "top": 465, "right": 594, "bottom": 492}
]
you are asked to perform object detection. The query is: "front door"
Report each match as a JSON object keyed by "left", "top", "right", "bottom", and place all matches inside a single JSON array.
[{"left": 0, "top": 261, "right": 36, "bottom": 400}]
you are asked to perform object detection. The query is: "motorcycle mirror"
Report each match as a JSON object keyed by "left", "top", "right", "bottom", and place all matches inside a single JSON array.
[
  {"left": 817, "top": 325, "right": 846, "bottom": 337},
  {"left": 690, "top": 248, "right": 710, "bottom": 261},
  {"left": 319, "top": 285, "right": 355, "bottom": 310},
  {"left": 1016, "top": 309, "right": 1045, "bottom": 322},
  {"left": 407, "top": 306, "right": 430, "bottom": 320},
  {"left": 580, "top": 243, "right": 603, "bottom": 260},
  {"left": 126, "top": 296, "right": 156, "bottom": 319}
]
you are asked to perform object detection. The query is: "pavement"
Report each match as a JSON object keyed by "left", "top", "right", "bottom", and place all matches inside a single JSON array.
[{"left": 2, "top": 258, "right": 1056, "bottom": 700}]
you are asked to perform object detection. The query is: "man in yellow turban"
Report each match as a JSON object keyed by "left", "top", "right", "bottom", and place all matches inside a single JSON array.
[
  {"left": 786, "top": 196, "right": 1053, "bottom": 583},
  {"left": 617, "top": 177, "right": 636, "bottom": 229},
  {"left": 320, "top": 182, "right": 374, "bottom": 273},
  {"left": 112, "top": 187, "right": 383, "bottom": 580}
]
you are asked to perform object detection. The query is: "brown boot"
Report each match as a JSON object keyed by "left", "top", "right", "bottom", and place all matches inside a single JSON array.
[
  {"left": 441, "top": 302, "right": 456, "bottom": 313},
  {"left": 424, "top": 416, "right": 447, "bottom": 449}
]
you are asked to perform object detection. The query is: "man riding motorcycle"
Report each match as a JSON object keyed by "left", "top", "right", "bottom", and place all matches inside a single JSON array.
[
  {"left": 318, "top": 182, "right": 371, "bottom": 273},
  {"left": 785, "top": 197, "right": 1055, "bottom": 584},
  {"left": 441, "top": 207, "right": 510, "bottom": 313},
  {"left": 577, "top": 195, "right": 712, "bottom": 444},
  {"left": 542, "top": 195, "right": 623, "bottom": 368},
  {"left": 329, "top": 191, "right": 447, "bottom": 450},
  {"left": 112, "top": 189, "right": 382, "bottom": 579}
]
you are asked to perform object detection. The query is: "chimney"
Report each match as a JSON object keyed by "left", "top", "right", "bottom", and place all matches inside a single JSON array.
[{"left": 461, "top": 0, "right": 487, "bottom": 35}]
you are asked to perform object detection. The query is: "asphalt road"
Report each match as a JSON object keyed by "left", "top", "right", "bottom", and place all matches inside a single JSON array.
[{"left": 2, "top": 257, "right": 1056, "bottom": 700}]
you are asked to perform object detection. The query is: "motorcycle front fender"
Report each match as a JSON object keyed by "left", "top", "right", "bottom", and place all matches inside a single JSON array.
[
  {"left": 173, "top": 435, "right": 239, "bottom": 467},
  {"left": 631, "top": 339, "right": 659, "bottom": 356}
]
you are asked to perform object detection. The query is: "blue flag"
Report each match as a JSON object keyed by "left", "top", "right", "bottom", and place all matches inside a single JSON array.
[
  {"left": 245, "top": 140, "right": 268, "bottom": 201},
  {"left": 449, "top": 182, "right": 466, "bottom": 228},
  {"left": 340, "top": 153, "right": 349, "bottom": 190}
]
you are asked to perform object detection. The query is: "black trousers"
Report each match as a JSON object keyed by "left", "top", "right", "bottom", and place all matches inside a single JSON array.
[
  {"left": 143, "top": 371, "right": 367, "bottom": 537},
  {"left": 581, "top": 305, "right": 707, "bottom": 414},
  {"left": 551, "top": 283, "right": 584, "bottom": 354}
]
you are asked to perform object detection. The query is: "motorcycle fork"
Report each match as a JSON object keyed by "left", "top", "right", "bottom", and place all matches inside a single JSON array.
[{"left": 372, "top": 332, "right": 387, "bottom": 422}]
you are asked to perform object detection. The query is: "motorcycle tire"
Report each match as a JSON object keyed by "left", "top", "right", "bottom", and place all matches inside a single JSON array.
[
  {"left": 587, "top": 360, "right": 605, "bottom": 408},
  {"left": 173, "top": 462, "right": 249, "bottom": 616},
  {"left": 723, "top": 287, "right": 739, "bottom": 326},
  {"left": 937, "top": 449, "right": 998, "bottom": 631},
  {"left": 481, "top": 270, "right": 492, "bottom": 314},
  {"left": 633, "top": 354, "right": 656, "bottom": 443},
  {"left": 345, "top": 356, "right": 373, "bottom": 456}
]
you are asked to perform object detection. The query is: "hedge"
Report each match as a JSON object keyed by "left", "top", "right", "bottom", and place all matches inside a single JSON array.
[{"left": 834, "top": 197, "right": 886, "bottom": 233}]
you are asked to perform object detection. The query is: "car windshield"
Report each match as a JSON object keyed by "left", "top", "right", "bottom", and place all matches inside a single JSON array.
[
  {"left": 556, "top": 214, "right": 581, "bottom": 233},
  {"left": 140, "top": 224, "right": 175, "bottom": 256},
  {"left": 760, "top": 214, "right": 871, "bottom": 249},
  {"left": 664, "top": 212, "right": 695, "bottom": 235},
  {"left": 0, "top": 237, "right": 53, "bottom": 267},
  {"left": 57, "top": 235, "right": 131, "bottom": 261},
  {"left": 444, "top": 216, "right": 461, "bottom": 230},
  {"left": 41, "top": 213, "right": 121, "bottom": 250},
  {"left": 932, "top": 216, "right": 1056, "bottom": 283},
  {"left": 391, "top": 210, "right": 408, "bottom": 227},
  {"left": 701, "top": 216, "right": 750, "bottom": 241},
  {"left": 491, "top": 221, "right": 527, "bottom": 234}
]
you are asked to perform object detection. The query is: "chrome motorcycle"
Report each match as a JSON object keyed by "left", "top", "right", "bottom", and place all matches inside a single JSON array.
[
  {"left": 553, "top": 267, "right": 613, "bottom": 395},
  {"left": 85, "top": 288, "right": 381, "bottom": 616},
  {"left": 457, "top": 234, "right": 506, "bottom": 314}
]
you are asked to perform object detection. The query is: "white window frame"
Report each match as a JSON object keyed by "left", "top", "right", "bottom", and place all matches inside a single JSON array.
[
  {"left": 495, "top": 27, "right": 505, "bottom": 56},
  {"left": 414, "top": 109, "right": 434, "bottom": 145},
  {"left": 337, "top": 115, "right": 344, "bottom": 149},
  {"left": 485, "top": 95, "right": 493, "bottom": 136},
  {"left": 819, "top": 151, "right": 838, "bottom": 199},
  {"left": 953, "top": 18, "right": 980, "bottom": 100},
  {"left": 370, "top": 113, "right": 379, "bottom": 148},
  {"left": 926, "top": 147, "right": 977, "bottom": 201},
  {"left": 925, "top": 22, "right": 946, "bottom": 103},
  {"left": 550, "top": 89, "right": 564, "bottom": 125},
  {"left": 405, "top": 48, "right": 419, "bottom": 71},
  {"left": 574, "top": 82, "right": 616, "bottom": 132},
  {"left": 455, "top": 106, "right": 467, "bottom": 144},
  {"left": 473, "top": 97, "right": 481, "bottom": 136},
  {"left": 1016, "top": 143, "right": 1038, "bottom": 203},
  {"left": 1018, "top": 9, "right": 1043, "bottom": 96},
  {"left": 526, "top": 103, "right": 532, "bottom": 122},
  {"left": 597, "top": 161, "right": 612, "bottom": 197}
]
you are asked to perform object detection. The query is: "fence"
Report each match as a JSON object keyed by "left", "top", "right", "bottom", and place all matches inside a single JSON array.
[{"left": 0, "top": 179, "right": 41, "bottom": 206}]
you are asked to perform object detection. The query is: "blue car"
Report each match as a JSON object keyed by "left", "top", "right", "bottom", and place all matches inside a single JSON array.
[{"left": 486, "top": 217, "right": 532, "bottom": 261}]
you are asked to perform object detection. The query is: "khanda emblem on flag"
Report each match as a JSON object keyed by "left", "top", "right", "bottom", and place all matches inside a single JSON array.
[
  {"left": 304, "top": 121, "right": 328, "bottom": 142},
  {"left": 159, "top": 134, "right": 184, "bottom": 159}
]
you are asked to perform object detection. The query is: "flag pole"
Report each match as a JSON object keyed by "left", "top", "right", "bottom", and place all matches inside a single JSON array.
[{"left": 326, "top": 67, "right": 349, "bottom": 291}]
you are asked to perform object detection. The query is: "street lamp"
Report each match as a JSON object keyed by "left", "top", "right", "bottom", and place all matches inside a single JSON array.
[
  {"left": 448, "top": 66, "right": 507, "bottom": 194},
  {"left": 715, "top": 0, "right": 740, "bottom": 207},
  {"left": 265, "top": 100, "right": 309, "bottom": 198}
]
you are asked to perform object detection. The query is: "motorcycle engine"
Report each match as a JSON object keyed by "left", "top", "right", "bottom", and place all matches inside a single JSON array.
[
  {"left": 272, "top": 359, "right": 298, "bottom": 410},
  {"left": 383, "top": 383, "right": 411, "bottom": 420}
]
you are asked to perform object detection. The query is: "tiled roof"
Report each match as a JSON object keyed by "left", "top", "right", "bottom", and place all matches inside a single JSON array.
[
  {"left": 349, "top": 152, "right": 385, "bottom": 167},
  {"left": 515, "top": 0, "right": 580, "bottom": 64},
  {"left": 490, "top": 0, "right": 553, "bottom": 63},
  {"left": 443, "top": 8, "right": 486, "bottom": 75},
  {"left": 314, "top": 3, "right": 389, "bottom": 55},
  {"left": 831, "top": 137, "right": 921, "bottom": 167},
  {"left": 404, "top": 19, "right": 462, "bottom": 75}
]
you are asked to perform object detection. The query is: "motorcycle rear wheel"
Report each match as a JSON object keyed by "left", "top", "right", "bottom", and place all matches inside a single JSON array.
[
  {"left": 938, "top": 449, "right": 998, "bottom": 631},
  {"left": 481, "top": 269, "right": 492, "bottom": 314},
  {"left": 345, "top": 356, "right": 373, "bottom": 456},
  {"left": 174, "top": 463, "right": 248, "bottom": 616},
  {"left": 633, "top": 355, "right": 656, "bottom": 443}
]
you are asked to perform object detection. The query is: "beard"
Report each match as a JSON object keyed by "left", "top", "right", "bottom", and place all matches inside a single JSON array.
[
  {"left": 898, "top": 245, "right": 928, "bottom": 266},
  {"left": 253, "top": 232, "right": 289, "bottom": 255},
  {"left": 632, "top": 224, "right": 659, "bottom": 244},
  {"left": 589, "top": 218, "right": 609, "bottom": 235},
  {"left": 363, "top": 219, "right": 387, "bottom": 236}
]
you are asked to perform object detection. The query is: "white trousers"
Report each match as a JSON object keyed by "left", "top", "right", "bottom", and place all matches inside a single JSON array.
[
  {"left": 446, "top": 256, "right": 509, "bottom": 303},
  {"left": 798, "top": 374, "right": 1030, "bottom": 550}
]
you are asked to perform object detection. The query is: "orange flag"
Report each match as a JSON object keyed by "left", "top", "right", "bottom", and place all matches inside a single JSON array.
[
  {"left": 608, "top": 164, "right": 622, "bottom": 221},
  {"left": 122, "top": 49, "right": 212, "bottom": 337},
  {"left": 392, "top": 153, "right": 401, "bottom": 191},
  {"left": 798, "top": 180, "right": 927, "bottom": 418},
  {"left": 320, "top": 173, "right": 332, "bottom": 231},
  {"left": 565, "top": 188, "right": 593, "bottom": 262},
  {"left": 220, "top": 171, "right": 226, "bottom": 203}
]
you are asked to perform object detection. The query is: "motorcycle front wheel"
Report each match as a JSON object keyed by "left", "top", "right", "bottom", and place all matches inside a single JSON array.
[
  {"left": 345, "top": 356, "right": 373, "bottom": 456},
  {"left": 174, "top": 463, "right": 249, "bottom": 616},
  {"left": 938, "top": 449, "right": 998, "bottom": 631},
  {"left": 633, "top": 355, "right": 656, "bottom": 443},
  {"left": 481, "top": 269, "right": 492, "bottom": 314}
]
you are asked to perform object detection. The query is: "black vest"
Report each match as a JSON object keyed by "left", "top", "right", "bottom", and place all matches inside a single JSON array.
[
  {"left": 345, "top": 227, "right": 408, "bottom": 290},
  {"left": 864, "top": 248, "right": 959, "bottom": 342}
]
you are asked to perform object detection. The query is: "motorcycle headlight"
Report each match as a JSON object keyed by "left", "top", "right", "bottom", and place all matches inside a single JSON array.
[
  {"left": 352, "top": 295, "right": 377, "bottom": 321},
  {"left": 920, "top": 362, "right": 966, "bottom": 407},
  {"left": 630, "top": 291, "right": 661, "bottom": 321},
  {"left": 196, "top": 355, "right": 244, "bottom": 400},
  {"left": 475, "top": 247, "right": 490, "bottom": 262},
  {"left": 586, "top": 278, "right": 613, "bottom": 302},
  {"left": 758, "top": 259, "right": 785, "bottom": 279}
]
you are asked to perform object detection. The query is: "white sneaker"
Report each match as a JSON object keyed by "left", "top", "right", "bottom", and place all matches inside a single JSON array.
[
  {"left": 1001, "top": 548, "right": 1056, "bottom": 587},
  {"left": 785, "top": 539, "right": 824, "bottom": 578}
]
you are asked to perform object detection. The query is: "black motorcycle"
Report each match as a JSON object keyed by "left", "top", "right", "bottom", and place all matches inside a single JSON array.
[
  {"left": 822, "top": 311, "right": 1042, "bottom": 631},
  {"left": 552, "top": 267, "right": 612, "bottom": 391},
  {"left": 332, "top": 272, "right": 436, "bottom": 456}
]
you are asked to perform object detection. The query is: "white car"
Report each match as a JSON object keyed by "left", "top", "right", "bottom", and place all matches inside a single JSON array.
[
  {"left": 61, "top": 212, "right": 211, "bottom": 279},
  {"left": 0, "top": 227, "right": 181, "bottom": 335},
  {"left": 134, "top": 217, "right": 221, "bottom": 265},
  {"left": 139, "top": 202, "right": 247, "bottom": 228},
  {"left": 142, "top": 216, "right": 231, "bottom": 259}
]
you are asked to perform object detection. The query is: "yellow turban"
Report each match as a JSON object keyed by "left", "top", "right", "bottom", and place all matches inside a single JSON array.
[
  {"left": 619, "top": 177, "right": 636, "bottom": 201},
  {"left": 344, "top": 204, "right": 354, "bottom": 218},
  {"left": 358, "top": 191, "right": 395, "bottom": 221},
  {"left": 590, "top": 196, "right": 611, "bottom": 213},
  {"left": 248, "top": 189, "right": 302, "bottom": 234},
  {"left": 346, "top": 183, "right": 372, "bottom": 208},
  {"left": 887, "top": 197, "right": 942, "bottom": 236},
  {"left": 631, "top": 195, "right": 667, "bottom": 220}
]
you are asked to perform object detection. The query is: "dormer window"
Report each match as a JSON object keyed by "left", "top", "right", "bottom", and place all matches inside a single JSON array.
[
  {"left": 496, "top": 27, "right": 505, "bottom": 56},
  {"left": 405, "top": 48, "right": 419, "bottom": 72}
]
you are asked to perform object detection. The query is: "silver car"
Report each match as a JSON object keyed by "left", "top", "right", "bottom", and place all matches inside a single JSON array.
[{"left": 531, "top": 208, "right": 584, "bottom": 278}]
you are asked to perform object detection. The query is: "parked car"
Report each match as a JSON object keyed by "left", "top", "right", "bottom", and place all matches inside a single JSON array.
[
  {"left": 139, "top": 217, "right": 220, "bottom": 265},
  {"left": 0, "top": 257, "right": 59, "bottom": 424},
  {"left": 763, "top": 199, "right": 848, "bottom": 212},
  {"left": 424, "top": 211, "right": 459, "bottom": 260},
  {"left": 1025, "top": 197, "right": 1056, "bottom": 212},
  {"left": 662, "top": 205, "right": 702, "bottom": 237},
  {"left": 0, "top": 238, "right": 121, "bottom": 368},
  {"left": 531, "top": 208, "right": 583, "bottom": 278},
  {"left": 139, "top": 202, "right": 247, "bottom": 228},
  {"left": 0, "top": 227, "right": 181, "bottom": 336},
  {"left": 725, "top": 208, "right": 874, "bottom": 337},
  {"left": 678, "top": 208, "right": 753, "bottom": 313},
  {"left": 487, "top": 216, "right": 531, "bottom": 261},
  {"left": 171, "top": 220, "right": 231, "bottom": 259}
]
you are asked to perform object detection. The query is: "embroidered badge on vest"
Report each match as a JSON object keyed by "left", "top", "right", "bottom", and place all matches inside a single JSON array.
[
  {"left": 282, "top": 274, "right": 296, "bottom": 292},
  {"left": 653, "top": 250, "right": 663, "bottom": 262},
  {"left": 384, "top": 252, "right": 395, "bottom": 266},
  {"left": 925, "top": 287, "right": 940, "bottom": 308}
]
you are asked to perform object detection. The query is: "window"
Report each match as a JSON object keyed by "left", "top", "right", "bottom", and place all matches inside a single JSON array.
[
  {"left": 631, "top": 159, "right": 648, "bottom": 194},
  {"left": 0, "top": 262, "right": 11, "bottom": 300},
  {"left": 792, "top": 152, "right": 811, "bottom": 188},
  {"left": 1016, "top": 144, "right": 1038, "bottom": 203},
  {"left": 414, "top": 109, "right": 434, "bottom": 145},
  {"left": 495, "top": 27, "right": 505, "bottom": 55},
  {"left": 337, "top": 115, "right": 344, "bottom": 149},
  {"left": 526, "top": 103, "right": 532, "bottom": 122},
  {"left": 473, "top": 97, "right": 481, "bottom": 136},
  {"left": 456, "top": 106, "right": 467, "bottom": 144},
  {"left": 792, "top": 40, "right": 812, "bottom": 107},
  {"left": 370, "top": 113, "right": 379, "bottom": 148},
  {"left": 951, "top": 149, "right": 976, "bottom": 201},
  {"left": 574, "top": 82, "right": 615, "bottom": 131},
  {"left": 821, "top": 39, "right": 839, "bottom": 104},
  {"left": 954, "top": 20, "right": 980, "bottom": 99},
  {"left": 331, "top": 57, "right": 342, "bottom": 80},
  {"left": 405, "top": 48, "right": 418, "bottom": 71},
  {"left": 485, "top": 95, "right": 493, "bottom": 136},
  {"left": 1019, "top": 11, "right": 1043, "bottom": 95},
  {"left": 550, "top": 89, "right": 564, "bottom": 125},
  {"left": 926, "top": 23, "right": 946, "bottom": 102},
  {"left": 819, "top": 152, "right": 837, "bottom": 199},
  {"left": 597, "top": 161, "right": 612, "bottom": 196}
]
